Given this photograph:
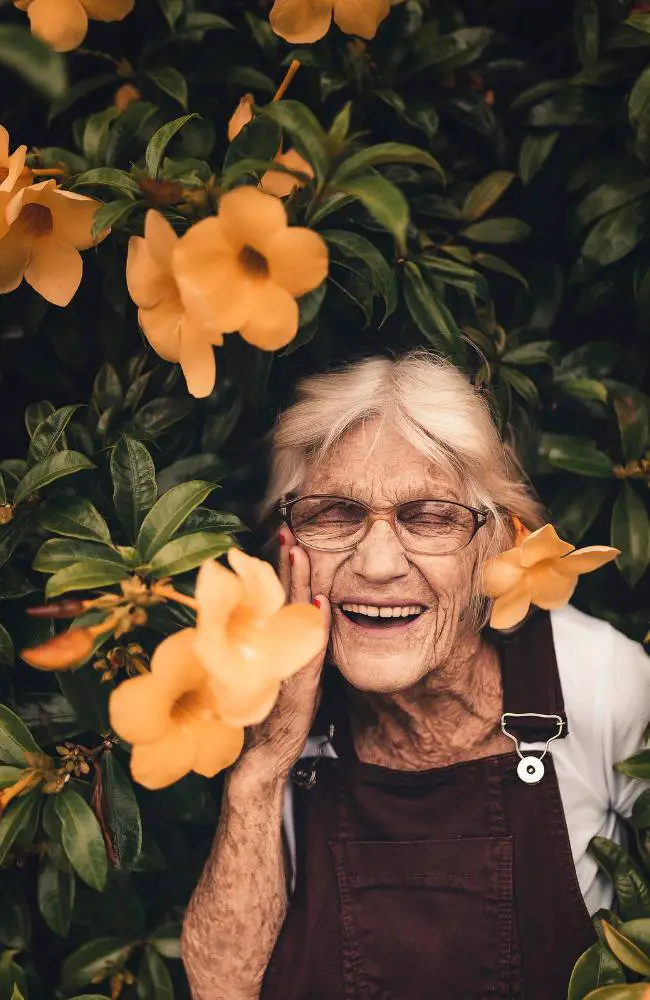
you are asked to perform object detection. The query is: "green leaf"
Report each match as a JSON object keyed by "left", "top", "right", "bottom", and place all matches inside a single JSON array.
[
  {"left": 33, "top": 538, "right": 123, "bottom": 574},
  {"left": 220, "top": 156, "right": 309, "bottom": 192},
  {"left": 474, "top": 252, "right": 529, "bottom": 288},
  {"left": 111, "top": 436, "right": 157, "bottom": 543},
  {"left": 337, "top": 174, "right": 409, "bottom": 253},
  {"left": 14, "top": 451, "right": 94, "bottom": 507},
  {"left": 583, "top": 201, "right": 649, "bottom": 266},
  {"left": 0, "top": 793, "right": 41, "bottom": 865},
  {"left": 58, "top": 656, "right": 111, "bottom": 737},
  {"left": 547, "top": 443, "right": 615, "bottom": 477},
  {"left": 568, "top": 940, "right": 625, "bottom": 999},
  {"left": 611, "top": 484, "right": 650, "bottom": 587},
  {"left": 38, "top": 855, "right": 75, "bottom": 936},
  {"left": 550, "top": 479, "right": 610, "bottom": 543},
  {"left": 0, "top": 705, "right": 41, "bottom": 765},
  {"left": 149, "top": 923, "right": 181, "bottom": 959},
  {"left": 54, "top": 788, "right": 108, "bottom": 892},
  {"left": 61, "top": 938, "right": 134, "bottom": 989},
  {"left": 261, "top": 100, "right": 329, "bottom": 185},
  {"left": 590, "top": 837, "right": 636, "bottom": 878},
  {"left": 500, "top": 365, "right": 540, "bottom": 407},
  {"left": 410, "top": 26, "right": 495, "bottom": 74},
  {"left": 575, "top": 0, "right": 600, "bottom": 65},
  {"left": 155, "top": 0, "right": 183, "bottom": 28},
  {"left": 25, "top": 401, "right": 55, "bottom": 439},
  {"left": 223, "top": 115, "right": 282, "bottom": 172},
  {"left": 614, "top": 389, "right": 650, "bottom": 461},
  {"left": 0, "top": 881, "right": 31, "bottom": 949},
  {"left": 574, "top": 180, "right": 650, "bottom": 231},
  {"left": 0, "top": 25, "right": 67, "bottom": 98},
  {"left": 27, "top": 405, "right": 80, "bottom": 467},
  {"left": 0, "top": 511, "right": 30, "bottom": 572},
  {"left": 555, "top": 376, "right": 608, "bottom": 404},
  {"left": 82, "top": 107, "right": 121, "bottom": 166},
  {"left": 0, "top": 624, "right": 15, "bottom": 668},
  {"left": 417, "top": 254, "right": 490, "bottom": 302},
  {"left": 461, "top": 171, "right": 516, "bottom": 222},
  {"left": 329, "top": 102, "right": 352, "bottom": 146},
  {"left": 613, "top": 860, "right": 650, "bottom": 920},
  {"left": 101, "top": 752, "right": 142, "bottom": 872},
  {"left": 37, "top": 499, "right": 111, "bottom": 544},
  {"left": 92, "top": 199, "right": 138, "bottom": 238},
  {"left": 0, "top": 767, "right": 23, "bottom": 789},
  {"left": 145, "top": 114, "right": 199, "bottom": 179},
  {"left": 402, "top": 262, "right": 464, "bottom": 360},
  {"left": 45, "top": 559, "right": 131, "bottom": 599},
  {"left": 616, "top": 748, "right": 650, "bottom": 780},
  {"left": 323, "top": 229, "right": 398, "bottom": 322},
  {"left": 461, "top": 218, "right": 531, "bottom": 244},
  {"left": 629, "top": 66, "right": 650, "bottom": 129},
  {"left": 137, "top": 480, "right": 220, "bottom": 561},
  {"left": 519, "top": 132, "right": 559, "bottom": 185},
  {"left": 502, "top": 341, "right": 557, "bottom": 365},
  {"left": 138, "top": 946, "right": 174, "bottom": 1000},
  {"left": 48, "top": 72, "right": 116, "bottom": 124},
  {"left": 147, "top": 531, "right": 232, "bottom": 578},
  {"left": 601, "top": 921, "right": 650, "bottom": 975},
  {"left": 71, "top": 168, "right": 140, "bottom": 198},
  {"left": 157, "top": 455, "right": 227, "bottom": 493},
  {"left": 334, "top": 142, "right": 444, "bottom": 183},
  {"left": 631, "top": 789, "right": 650, "bottom": 829},
  {"left": 132, "top": 397, "right": 194, "bottom": 437},
  {"left": 145, "top": 67, "right": 189, "bottom": 109}
]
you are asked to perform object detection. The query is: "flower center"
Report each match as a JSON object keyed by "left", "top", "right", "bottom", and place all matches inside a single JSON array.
[
  {"left": 17, "top": 203, "right": 53, "bottom": 238},
  {"left": 171, "top": 689, "right": 205, "bottom": 723},
  {"left": 239, "top": 244, "right": 269, "bottom": 278}
]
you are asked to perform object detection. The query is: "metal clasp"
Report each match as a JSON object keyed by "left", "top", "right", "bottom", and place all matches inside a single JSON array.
[
  {"left": 291, "top": 725, "right": 335, "bottom": 789},
  {"left": 500, "top": 712, "right": 565, "bottom": 762}
]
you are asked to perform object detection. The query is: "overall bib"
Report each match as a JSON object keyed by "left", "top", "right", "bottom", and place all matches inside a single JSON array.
[{"left": 261, "top": 611, "right": 597, "bottom": 999}]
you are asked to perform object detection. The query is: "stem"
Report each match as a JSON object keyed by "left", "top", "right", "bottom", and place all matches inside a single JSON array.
[
  {"left": 31, "top": 167, "right": 65, "bottom": 177},
  {"left": 150, "top": 582, "right": 199, "bottom": 611},
  {"left": 273, "top": 59, "right": 300, "bottom": 103}
]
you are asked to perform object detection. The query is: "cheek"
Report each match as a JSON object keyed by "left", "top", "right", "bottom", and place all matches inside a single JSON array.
[
  {"left": 423, "top": 552, "right": 476, "bottom": 605},
  {"left": 308, "top": 553, "right": 342, "bottom": 595}
]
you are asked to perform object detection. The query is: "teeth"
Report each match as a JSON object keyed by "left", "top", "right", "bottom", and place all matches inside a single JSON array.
[{"left": 341, "top": 603, "right": 424, "bottom": 618}]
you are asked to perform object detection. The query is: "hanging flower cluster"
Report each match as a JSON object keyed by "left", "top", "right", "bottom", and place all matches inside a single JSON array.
[
  {"left": 0, "top": 127, "right": 107, "bottom": 306},
  {"left": 14, "top": 0, "right": 134, "bottom": 53},
  {"left": 269, "top": 0, "right": 391, "bottom": 43},
  {"left": 106, "top": 548, "right": 325, "bottom": 789},
  {"left": 483, "top": 521, "right": 619, "bottom": 630},
  {"left": 126, "top": 187, "right": 328, "bottom": 398}
]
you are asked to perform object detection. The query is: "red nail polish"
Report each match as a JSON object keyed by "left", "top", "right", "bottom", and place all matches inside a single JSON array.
[
  {"left": 312, "top": 597, "right": 321, "bottom": 608},
  {"left": 279, "top": 532, "right": 285, "bottom": 546},
  {"left": 289, "top": 550, "right": 294, "bottom": 565}
]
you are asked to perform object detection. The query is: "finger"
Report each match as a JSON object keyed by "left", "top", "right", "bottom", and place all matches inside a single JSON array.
[
  {"left": 289, "top": 543, "right": 312, "bottom": 606},
  {"left": 276, "top": 524, "right": 297, "bottom": 600}
]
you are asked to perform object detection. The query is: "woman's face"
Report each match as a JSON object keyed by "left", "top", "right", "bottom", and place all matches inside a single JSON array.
[{"left": 298, "top": 418, "right": 480, "bottom": 693}]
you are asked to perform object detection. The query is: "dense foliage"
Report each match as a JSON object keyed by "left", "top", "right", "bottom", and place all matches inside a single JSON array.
[{"left": 1, "top": 0, "right": 650, "bottom": 997}]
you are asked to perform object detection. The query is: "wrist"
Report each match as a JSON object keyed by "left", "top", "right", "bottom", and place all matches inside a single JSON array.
[{"left": 227, "top": 751, "right": 290, "bottom": 799}]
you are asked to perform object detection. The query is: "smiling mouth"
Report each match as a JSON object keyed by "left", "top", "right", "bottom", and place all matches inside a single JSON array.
[{"left": 339, "top": 607, "right": 426, "bottom": 628}]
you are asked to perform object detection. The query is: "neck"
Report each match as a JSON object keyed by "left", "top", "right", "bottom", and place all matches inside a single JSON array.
[{"left": 344, "top": 632, "right": 510, "bottom": 769}]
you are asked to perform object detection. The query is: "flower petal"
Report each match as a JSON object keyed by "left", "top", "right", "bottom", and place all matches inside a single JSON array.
[
  {"left": 227, "top": 547, "right": 286, "bottom": 617},
  {"left": 209, "top": 672, "right": 281, "bottom": 727},
  {"left": 518, "top": 523, "right": 574, "bottom": 568},
  {"left": 81, "top": 0, "right": 134, "bottom": 21},
  {"left": 0, "top": 223, "right": 30, "bottom": 293},
  {"left": 174, "top": 216, "right": 252, "bottom": 333},
  {"left": 217, "top": 186, "right": 287, "bottom": 254},
  {"left": 266, "top": 226, "right": 328, "bottom": 298},
  {"left": 260, "top": 603, "right": 327, "bottom": 679},
  {"left": 46, "top": 188, "right": 105, "bottom": 249},
  {"left": 529, "top": 567, "right": 577, "bottom": 609},
  {"left": 239, "top": 280, "right": 299, "bottom": 350},
  {"left": 138, "top": 295, "right": 183, "bottom": 362},
  {"left": 130, "top": 724, "right": 196, "bottom": 790},
  {"left": 489, "top": 582, "right": 532, "bottom": 630},
  {"left": 25, "top": 237, "right": 82, "bottom": 307},
  {"left": 150, "top": 629, "right": 215, "bottom": 705},
  {"left": 126, "top": 235, "right": 170, "bottom": 309},
  {"left": 179, "top": 314, "right": 217, "bottom": 398},
  {"left": 228, "top": 94, "right": 255, "bottom": 142},
  {"left": 108, "top": 674, "right": 171, "bottom": 745},
  {"left": 269, "top": 0, "right": 333, "bottom": 42},
  {"left": 0, "top": 126, "right": 8, "bottom": 162},
  {"left": 554, "top": 546, "right": 620, "bottom": 577},
  {"left": 2, "top": 146, "right": 29, "bottom": 194},
  {"left": 144, "top": 209, "right": 177, "bottom": 272},
  {"left": 332, "top": 0, "right": 390, "bottom": 38},
  {"left": 260, "top": 148, "right": 314, "bottom": 199},
  {"left": 25, "top": 0, "right": 88, "bottom": 50},
  {"left": 191, "top": 717, "right": 244, "bottom": 776},
  {"left": 481, "top": 556, "right": 525, "bottom": 598},
  {"left": 194, "top": 558, "right": 246, "bottom": 670}
]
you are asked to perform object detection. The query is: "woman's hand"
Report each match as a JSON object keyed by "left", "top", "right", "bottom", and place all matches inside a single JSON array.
[{"left": 235, "top": 528, "right": 331, "bottom": 782}]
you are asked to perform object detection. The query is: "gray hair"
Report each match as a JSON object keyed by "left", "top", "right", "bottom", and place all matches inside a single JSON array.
[{"left": 255, "top": 349, "right": 547, "bottom": 630}]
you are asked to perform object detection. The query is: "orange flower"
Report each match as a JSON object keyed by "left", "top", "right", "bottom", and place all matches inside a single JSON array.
[
  {"left": 269, "top": 0, "right": 390, "bottom": 43},
  {"left": 193, "top": 548, "right": 326, "bottom": 726},
  {"left": 14, "top": 0, "right": 134, "bottom": 53},
  {"left": 21, "top": 627, "right": 94, "bottom": 670},
  {"left": 228, "top": 93, "right": 255, "bottom": 141},
  {"left": 483, "top": 524, "right": 620, "bottom": 630},
  {"left": 260, "top": 148, "right": 315, "bottom": 198},
  {"left": 0, "top": 769, "right": 42, "bottom": 816},
  {"left": 174, "top": 186, "right": 328, "bottom": 352},
  {"left": 0, "top": 179, "right": 107, "bottom": 305},
  {"left": 114, "top": 82, "right": 141, "bottom": 111},
  {"left": 126, "top": 210, "right": 225, "bottom": 398},
  {"left": 108, "top": 629, "right": 244, "bottom": 790},
  {"left": 0, "top": 128, "right": 32, "bottom": 239}
]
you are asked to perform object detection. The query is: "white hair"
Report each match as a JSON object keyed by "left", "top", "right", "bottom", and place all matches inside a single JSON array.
[{"left": 255, "top": 348, "right": 547, "bottom": 630}]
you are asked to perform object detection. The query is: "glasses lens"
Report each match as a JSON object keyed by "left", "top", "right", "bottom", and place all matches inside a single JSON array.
[
  {"left": 291, "top": 497, "right": 366, "bottom": 549},
  {"left": 396, "top": 501, "right": 475, "bottom": 553}
]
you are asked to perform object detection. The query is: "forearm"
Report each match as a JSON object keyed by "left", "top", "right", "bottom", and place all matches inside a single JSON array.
[{"left": 181, "top": 760, "right": 288, "bottom": 1000}]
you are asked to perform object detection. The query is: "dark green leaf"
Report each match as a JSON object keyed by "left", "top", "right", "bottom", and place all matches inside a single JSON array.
[
  {"left": 616, "top": 749, "right": 650, "bottom": 780},
  {"left": 101, "top": 752, "right": 142, "bottom": 872},
  {"left": 138, "top": 945, "right": 174, "bottom": 1000},
  {"left": 567, "top": 940, "right": 625, "bottom": 999},
  {"left": 26, "top": 405, "right": 80, "bottom": 467},
  {"left": 222, "top": 335, "right": 273, "bottom": 408},
  {"left": 45, "top": 560, "right": 130, "bottom": 599},
  {"left": 83, "top": 107, "right": 122, "bottom": 166},
  {"left": 145, "top": 67, "right": 188, "bottom": 109},
  {"left": 0, "top": 25, "right": 67, "bottom": 98},
  {"left": 474, "top": 252, "right": 529, "bottom": 288},
  {"left": 223, "top": 115, "right": 282, "bottom": 172},
  {"left": 25, "top": 401, "right": 55, "bottom": 439},
  {"left": 323, "top": 229, "right": 398, "bottom": 321},
  {"left": 550, "top": 479, "right": 610, "bottom": 543},
  {"left": 61, "top": 938, "right": 134, "bottom": 989},
  {"left": 0, "top": 793, "right": 41, "bottom": 865},
  {"left": 33, "top": 538, "right": 123, "bottom": 574},
  {"left": 583, "top": 200, "right": 649, "bottom": 266},
  {"left": 547, "top": 443, "right": 615, "bottom": 477},
  {"left": 334, "top": 142, "right": 444, "bottom": 183},
  {"left": 631, "top": 789, "right": 650, "bottom": 830},
  {"left": 613, "top": 390, "right": 650, "bottom": 461},
  {"left": 0, "top": 624, "right": 15, "bottom": 668},
  {"left": 0, "top": 881, "right": 30, "bottom": 949},
  {"left": 611, "top": 484, "right": 650, "bottom": 587},
  {"left": 145, "top": 114, "right": 199, "bottom": 179},
  {"left": 337, "top": 174, "right": 409, "bottom": 253},
  {"left": 261, "top": 100, "right": 329, "bottom": 184},
  {"left": 500, "top": 365, "right": 540, "bottom": 407},
  {"left": 575, "top": 0, "right": 600, "bottom": 66},
  {"left": 57, "top": 660, "right": 111, "bottom": 733},
  {"left": 14, "top": 451, "right": 94, "bottom": 507},
  {"left": 38, "top": 855, "right": 75, "bottom": 936},
  {"left": 149, "top": 923, "right": 181, "bottom": 959},
  {"left": 555, "top": 376, "right": 608, "bottom": 404},
  {"left": 71, "top": 168, "right": 140, "bottom": 198},
  {"left": 461, "top": 171, "right": 515, "bottom": 221},
  {"left": 48, "top": 73, "right": 116, "bottom": 124},
  {"left": 155, "top": 0, "right": 183, "bottom": 28},
  {"left": 613, "top": 859, "right": 650, "bottom": 920},
  {"left": 590, "top": 836, "right": 636, "bottom": 879},
  {"left": 0, "top": 705, "right": 41, "bottom": 765},
  {"left": 502, "top": 341, "right": 557, "bottom": 365},
  {"left": 147, "top": 531, "right": 232, "bottom": 578},
  {"left": 137, "top": 481, "right": 220, "bottom": 560},
  {"left": 132, "top": 397, "right": 194, "bottom": 437},
  {"left": 54, "top": 788, "right": 108, "bottom": 892},
  {"left": 417, "top": 254, "right": 490, "bottom": 302},
  {"left": 601, "top": 921, "right": 650, "bottom": 975},
  {"left": 0, "top": 511, "right": 30, "bottom": 571},
  {"left": 519, "top": 132, "right": 559, "bottom": 185},
  {"left": 37, "top": 499, "right": 111, "bottom": 544},
  {"left": 402, "top": 262, "right": 464, "bottom": 360},
  {"left": 629, "top": 66, "right": 650, "bottom": 129},
  {"left": 410, "top": 26, "right": 495, "bottom": 74},
  {"left": 156, "top": 455, "right": 227, "bottom": 494},
  {"left": 461, "top": 218, "right": 531, "bottom": 244},
  {"left": 92, "top": 199, "right": 138, "bottom": 237},
  {"left": 111, "top": 436, "right": 157, "bottom": 543}
]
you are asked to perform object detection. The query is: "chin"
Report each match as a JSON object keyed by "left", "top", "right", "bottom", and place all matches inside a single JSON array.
[{"left": 337, "top": 660, "right": 432, "bottom": 695}]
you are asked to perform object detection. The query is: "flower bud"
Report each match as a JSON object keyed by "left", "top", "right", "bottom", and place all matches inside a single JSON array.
[{"left": 21, "top": 628, "right": 94, "bottom": 670}]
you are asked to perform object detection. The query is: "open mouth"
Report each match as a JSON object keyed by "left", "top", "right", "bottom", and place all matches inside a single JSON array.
[{"left": 339, "top": 607, "right": 425, "bottom": 628}]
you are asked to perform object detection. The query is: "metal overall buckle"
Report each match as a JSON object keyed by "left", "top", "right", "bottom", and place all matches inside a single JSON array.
[
  {"left": 500, "top": 712, "right": 565, "bottom": 785},
  {"left": 291, "top": 725, "right": 335, "bottom": 789}
]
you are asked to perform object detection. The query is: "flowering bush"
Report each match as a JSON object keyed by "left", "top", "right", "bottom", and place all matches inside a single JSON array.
[{"left": 1, "top": 0, "right": 650, "bottom": 997}]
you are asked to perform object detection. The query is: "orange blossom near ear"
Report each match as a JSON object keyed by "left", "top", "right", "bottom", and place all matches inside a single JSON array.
[
  {"left": 108, "top": 628, "right": 244, "bottom": 790},
  {"left": 173, "top": 186, "right": 328, "bottom": 352},
  {"left": 193, "top": 548, "right": 326, "bottom": 727},
  {"left": 269, "top": 0, "right": 391, "bottom": 44},
  {"left": 14, "top": 0, "right": 134, "bottom": 53},
  {"left": 482, "top": 523, "right": 620, "bottom": 630},
  {"left": 0, "top": 179, "right": 107, "bottom": 305}
]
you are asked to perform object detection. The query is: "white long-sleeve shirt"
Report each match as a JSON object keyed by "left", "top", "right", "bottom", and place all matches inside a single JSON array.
[{"left": 282, "top": 604, "right": 650, "bottom": 914}]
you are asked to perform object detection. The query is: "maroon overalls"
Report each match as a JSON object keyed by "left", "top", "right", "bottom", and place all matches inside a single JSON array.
[{"left": 261, "top": 611, "right": 597, "bottom": 1000}]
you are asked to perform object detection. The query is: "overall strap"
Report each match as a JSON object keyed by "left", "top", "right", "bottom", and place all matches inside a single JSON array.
[{"left": 492, "top": 609, "right": 569, "bottom": 744}]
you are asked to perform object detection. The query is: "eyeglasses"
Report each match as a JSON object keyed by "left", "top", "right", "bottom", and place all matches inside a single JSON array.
[{"left": 274, "top": 495, "right": 490, "bottom": 555}]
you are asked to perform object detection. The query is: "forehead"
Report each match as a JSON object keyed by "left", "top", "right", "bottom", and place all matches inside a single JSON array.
[{"left": 303, "top": 420, "right": 459, "bottom": 504}]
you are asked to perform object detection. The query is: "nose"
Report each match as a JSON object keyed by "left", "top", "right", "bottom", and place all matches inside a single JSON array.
[{"left": 350, "top": 517, "right": 410, "bottom": 580}]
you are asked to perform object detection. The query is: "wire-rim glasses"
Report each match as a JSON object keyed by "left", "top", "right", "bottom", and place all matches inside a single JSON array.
[{"left": 274, "top": 495, "right": 490, "bottom": 555}]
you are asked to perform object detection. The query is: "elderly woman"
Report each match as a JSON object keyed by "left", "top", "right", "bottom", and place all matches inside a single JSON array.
[{"left": 180, "top": 350, "right": 650, "bottom": 1000}]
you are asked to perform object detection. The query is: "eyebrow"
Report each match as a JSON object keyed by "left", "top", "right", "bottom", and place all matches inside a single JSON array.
[{"left": 310, "top": 486, "right": 461, "bottom": 504}]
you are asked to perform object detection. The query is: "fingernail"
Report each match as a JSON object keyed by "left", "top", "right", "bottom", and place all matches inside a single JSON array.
[
  {"left": 312, "top": 597, "right": 321, "bottom": 608},
  {"left": 279, "top": 532, "right": 286, "bottom": 547},
  {"left": 289, "top": 549, "right": 295, "bottom": 566}
]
